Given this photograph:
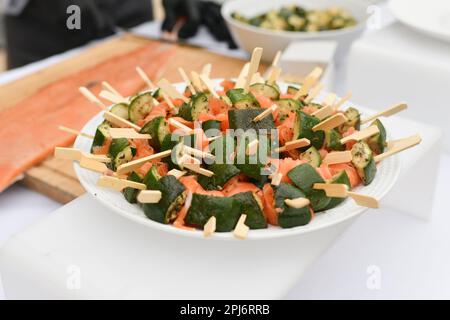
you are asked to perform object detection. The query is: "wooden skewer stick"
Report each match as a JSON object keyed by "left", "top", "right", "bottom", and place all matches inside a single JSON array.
[
  {"left": 182, "top": 163, "right": 214, "bottom": 177},
  {"left": 79, "top": 156, "right": 109, "bottom": 173},
  {"left": 55, "top": 147, "right": 110, "bottom": 163},
  {"left": 137, "top": 190, "right": 162, "bottom": 203},
  {"left": 116, "top": 149, "right": 172, "bottom": 174},
  {"left": 322, "top": 151, "right": 352, "bottom": 165},
  {"left": 304, "top": 83, "right": 324, "bottom": 104},
  {"left": 160, "top": 91, "right": 177, "bottom": 112},
  {"left": 108, "top": 128, "right": 151, "bottom": 139},
  {"left": 271, "top": 50, "right": 282, "bottom": 67},
  {"left": 253, "top": 104, "right": 278, "bottom": 122},
  {"left": 79, "top": 86, "right": 106, "bottom": 109},
  {"left": 102, "top": 81, "right": 125, "bottom": 100},
  {"left": 97, "top": 175, "right": 146, "bottom": 191},
  {"left": 267, "top": 66, "right": 282, "bottom": 86},
  {"left": 243, "top": 47, "right": 263, "bottom": 93},
  {"left": 99, "top": 90, "right": 127, "bottom": 104},
  {"left": 182, "top": 145, "right": 215, "bottom": 160},
  {"left": 312, "top": 105, "right": 334, "bottom": 121},
  {"left": 285, "top": 197, "right": 310, "bottom": 209},
  {"left": 204, "top": 216, "right": 216, "bottom": 237},
  {"left": 136, "top": 66, "right": 156, "bottom": 90},
  {"left": 235, "top": 63, "right": 250, "bottom": 89},
  {"left": 374, "top": 134, "right": 421, "bottom": 163},
  {"left": 103, "top": 111, "right": 141, "bottom": 131},
  {"left": 312, "top": 113, "right": 347, "bottom": 132},
  {"left": 190, "top": 71, "right": 204, "bottom": 92},
  {"left": 178, "top": 67, "right": 196, "bottom": 94},
  {"left": 233, "top": 214, "right": 249, "bottom": 240},
  {"left": 333, "top": 92, "right": 352, "bottom": 111},
  {"left": 293, "top": 67, "right": 323, "bottom": 99},
  {"left": 58, "top": 126, "right": 94, "bottom": 139},
  {"left": 246, "top": 139, "right": 259, "bottom": 156},
  {"left": 167, "top": 169, "right": 187, "bottom": 179},
  {"left": 276, "top": 138, "right": 310, "bottom": 153},
  {"left": 270, "top": 172, "right": 283, "bottom": 186},
  {"left": 250, "top": 72, "right": 265, "bottom": 85},
  {"left": 322, "top": 93, "right": 337, "bottom": 108},
  {"left": 199, "top": 74, "right": 220, "bottom": 99},
  {"left": 168, "top": 118, "right": 194, "bottom": 134},
  {"left": 201, "top": 63, "right": 212, "bottom": 77},
  {"left": 313, "top": 183, "right": 379, "bottom": 208},
  {"left": 340, "top": 125, "right": 379, "bottom": 144},
  {"left": 157, "top": 78, "right": 189, "bottom": 103},
  {"left": 361, "top": 103, "right": 408, "bottom": 125}
]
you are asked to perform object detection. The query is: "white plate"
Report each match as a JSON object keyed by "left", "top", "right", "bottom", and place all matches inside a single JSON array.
[
  {"left": 390, "top": 0, "right": 450, "bottom": 42},
  {"left": 74, "top": 81, "right": 400, "bottom": 241}
]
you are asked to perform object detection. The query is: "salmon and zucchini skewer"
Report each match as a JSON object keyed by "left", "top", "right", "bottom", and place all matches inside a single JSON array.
[{"left": 57, "top": 48, "right": 419, "bottom": 239}]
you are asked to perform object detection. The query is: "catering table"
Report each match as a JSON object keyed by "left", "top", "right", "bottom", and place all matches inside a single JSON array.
[{"left": 1, "top": 3, "right": 449, "bottom": 299}]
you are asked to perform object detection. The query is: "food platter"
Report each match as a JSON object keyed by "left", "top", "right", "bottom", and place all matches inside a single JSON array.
[{"left": 73, "top": 80, "right": 401, "bottom": 240}]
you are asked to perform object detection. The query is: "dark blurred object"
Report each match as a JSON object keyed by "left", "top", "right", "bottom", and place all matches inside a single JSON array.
[
  {"left": 4, "top": 0, "right": 152, "bottom": 69},
  {"left": 162, "top": 0, "right": 236, "bottom": 48}
]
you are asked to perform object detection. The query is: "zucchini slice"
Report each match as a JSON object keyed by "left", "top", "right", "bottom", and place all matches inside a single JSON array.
[
  {"left": 129, "top": 92, "right": 153, "bottom": 124},
  {"left": 287, "top": 163, "right": 331, "bottom": 211},
  {"left": 226, "top": 88, "right": 260, "bottom": 109},
  {"left": 202, "top": 120, "right": 222, "bottom": 137},
  {"left": 287, "top": 85, "right": 299, "bottom": 95},
  {"left": 142, "top": 165, "right": 162, "bottom": 190},
  {"left": 249, "top": 83, "right": 280, "bottom": 100},
  {"left": 110, "top": 103, "right": 129, "bottom": 120},
  {"left": 185, "top": 194, "right": 241, "bottom": 232},
  {"left": 228, "top": 109, "right": 275, "bottom": 132},
  {"left": 276, "top": 98, "right": 303, "bottom": 122},
  {"left": 275, "top": 182, "right": 312, "bottom": 228},
  {"left": 178, "top": 93, "right": 209, "bottom": 121},
  {"left": 108, "top": 138, "right": 130, "bottom": 158},
  {"left": 300, "top": 146, "right": 321, "bottom": 167},
  {"left": 231, "top": 192, "right": 267, "bottom": 229},
  {"left": 142, "top": 175, "right": 186, "bottom": 224},
  {"left": 140, "top": 116, "right": 170, "bottom": 150},
  {"left": 293, "top": 111, "right": 325, "bottom": 151},
  {"left": 109, "top": 138, "right": 135, "bottom": 170},
  {"left": 366, "top": 119, "right": 387, "bottom": 154},
  {"left": 351, "top": 141, "right": 377, "bottom": 185},
  {"left": 325, "top": 129, "right": 345, "bottom": 151},
  {"left": 123, "top": 172, "right": 143, "bottom": 203},
  {"left": 91, "top": 121, "right": 111, "bottom": 152},
  {"left": 339, "top": 107, "right": 360, "bottom": 133},
  {"left": 197, "top": 163, "right": 240, "bottom": 190},
  {"left": 323, "top": 170, "right": 351, "bottom": 210}
]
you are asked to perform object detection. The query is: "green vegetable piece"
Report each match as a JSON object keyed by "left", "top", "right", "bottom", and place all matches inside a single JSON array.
[
  {"left": 366, "top": 119, "right": 387, "bottom": 154},
  {"left": 226, "top": 88, "right": 260, "bottom": 109},
  {"left": 275, "top": 183, "right": 311, "bottom": 228},
  {"left": 231, "top": 192, "right": 267, "bottom": 229},
  {"left": 228, "top": 109, "right": 275, "bottom": 132},
  {"left": 185, "top": 194, "right": 241, "bottom": 232},
  {"left": 323, "top": 170, "right": 351, "bottom": 210},
  {"left": 123, "top": 172, "right": 143, "bottom": 203},
  {"left": 351, "top": 141, "right": 377, "bottom": 186},
  {"left": 140, "top": 116, "right": 170, "bottom": 150},
  {"left": 293, "top": 111, "right": 325, "bottom": 151},
  {"left": 129, "top": 92, "right": 153, "bottom": 124}
]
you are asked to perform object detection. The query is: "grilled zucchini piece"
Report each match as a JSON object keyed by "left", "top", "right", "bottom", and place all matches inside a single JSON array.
[
  {"left": 249, "top": 83, "right": 280, "bottom": 100},
  {"left": 275, "top": 182, "right": 312, "bottom": 228},
  {"left": 142, "top": 175, "right": 186, "bottom": 224},
  {"left": 228, "top": 109, "right": 275, "bottom": 132},
  {"left": 325, "top": 129, "right": 345, "bottom": 151},
  {"left": 226, "top": 88, "right": 260, "bottom": 109},
  {"left": 185, "top": 194, "right": 241, "bottom": 232},
  {"left": 140, "top": 116, "right": 170, "bottom": 150},
  {"left": 129, "top": 92, "right": 153, "bottom": 124},
  {"left": 123, "top": 172, "right": 143, "bottom": 203},
  {"left": 178, "top": 93, "right": 209, "bottom": 121},
  {"left": 231, "top": 192, "right": 267, "bottom": 229},
  {"left": 110, "top": 103, "right": 129, "bottom": 120},
  {"left": 293, "top": 111, "right": 325, "bottom": 151},
  {"left": 300, "top": 146, "right": 321, "bottom": 168},
  {"left": 339, "top": 107, "right": 360, "bottom": 133},
  {"left": 323, "top": 170, "right": 351, "bottom": 210},
  {"left": 351, "top": 141, "right": 377, "bottom": 185},
  {"left": 366, "top": 119, "right": 387, "bottom": 154},
  {"left": 91, "top": 121, "right": 111, "bottom": 152}
]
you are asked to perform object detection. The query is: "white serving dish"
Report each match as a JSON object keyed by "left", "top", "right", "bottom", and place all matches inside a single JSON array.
[
  {"left": 73, "top": 80, "right": 400, "bottom": 241},
  {"left": 221, "top": 0, "right": 369, "bottom": 62},
  {"left": 389, "top": 0, "right": 450, "bottom": 43}
]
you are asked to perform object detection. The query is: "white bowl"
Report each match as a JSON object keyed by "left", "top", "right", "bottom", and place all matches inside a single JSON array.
[
  {"left": 73, "top": 80, "right": 400, "bottom": 241},
  {"left": 222, "top": 0, "right": 369, "bottom": 62}
]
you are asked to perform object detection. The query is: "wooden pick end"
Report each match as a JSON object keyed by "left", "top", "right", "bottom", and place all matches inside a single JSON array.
[
  {"left": 233, "top": 214, "right": 249, "bottom": 240},
  {"left": 347, "top": 192, "right": 379, "bottom": 209},
  {"left": 204, "top": 216, "right": 217, "bottom": 237}
]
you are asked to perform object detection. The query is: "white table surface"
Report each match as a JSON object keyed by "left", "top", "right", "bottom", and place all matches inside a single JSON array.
[{"left": 1, "top": 3, "right": 449, "bottom": 299}]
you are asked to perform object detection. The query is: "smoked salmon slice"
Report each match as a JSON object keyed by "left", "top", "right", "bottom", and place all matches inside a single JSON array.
[{"left": 0, "top": 45, "right": 176, "bottom": 192}]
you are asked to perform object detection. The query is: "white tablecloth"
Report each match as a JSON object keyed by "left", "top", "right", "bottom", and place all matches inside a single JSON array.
[{"left": 1, "top": 4, "right": 449, "bottom": 299}]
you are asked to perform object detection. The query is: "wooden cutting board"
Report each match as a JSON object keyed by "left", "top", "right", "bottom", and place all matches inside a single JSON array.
[{"left": 0, "top": 34, "right": 262, "bottom": 204}]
